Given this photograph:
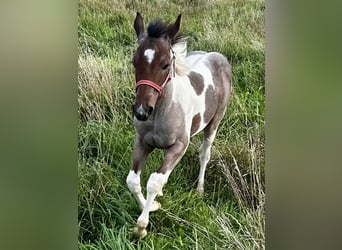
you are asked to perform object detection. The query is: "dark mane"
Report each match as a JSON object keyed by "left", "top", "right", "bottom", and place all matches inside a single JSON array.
[
  {"left": 147, "top": 19, "right": 168, "bottom": 38},
  {"left": 147, "top": 19, "right": 185, "bottom": 44}
]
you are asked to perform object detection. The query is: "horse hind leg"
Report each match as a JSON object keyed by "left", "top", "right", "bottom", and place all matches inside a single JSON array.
[
  {"left": 197, "top": 106, "right": 227, "bottom": 193},
  {"left": 197, "top": 128, "right": 217, "bottom": 193}
]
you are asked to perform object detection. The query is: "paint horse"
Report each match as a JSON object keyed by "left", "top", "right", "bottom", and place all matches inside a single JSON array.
[{"left": 126, "top": 12, "right": 232, "bottom": 239}]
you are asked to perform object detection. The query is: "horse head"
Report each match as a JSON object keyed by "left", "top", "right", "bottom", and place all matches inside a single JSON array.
[{"left": 132, "top": 13, "right": 181, "bottom": 121}]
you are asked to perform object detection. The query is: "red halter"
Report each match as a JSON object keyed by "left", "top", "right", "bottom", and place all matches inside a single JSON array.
[
  {"left": 135, "top": 73, "right": 171, "bottom": 96},
  {"left": 135, "top": 50, "right": 175, "bottom": 96}
]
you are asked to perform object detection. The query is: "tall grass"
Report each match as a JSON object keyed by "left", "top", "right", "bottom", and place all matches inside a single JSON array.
[{"left": 78, "top": 0, "right": 264, "bottom": 249}]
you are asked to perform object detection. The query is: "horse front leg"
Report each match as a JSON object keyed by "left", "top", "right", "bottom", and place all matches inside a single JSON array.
[
  {"left": 126, "top": 138, "right": 154, "bottom": 210},
  {"left": 134, "top": 138, "right": 188, "bottom": 239}
]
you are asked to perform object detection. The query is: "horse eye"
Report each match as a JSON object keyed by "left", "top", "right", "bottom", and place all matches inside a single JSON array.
[{"left": 162, "top": 64, "right": 170, "bottom": 70}]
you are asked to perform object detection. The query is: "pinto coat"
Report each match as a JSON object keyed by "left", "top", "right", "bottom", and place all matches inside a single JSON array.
[{"left": 126, "top": 12, "right": 232, "bottom": 239}]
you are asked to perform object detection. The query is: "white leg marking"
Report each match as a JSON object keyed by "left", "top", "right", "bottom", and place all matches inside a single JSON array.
[
  {"left": 126, "top": 170, "right": 146, "bottom": 210},
  {"left": 144, "top": 49, "right": 155, "bottom": 64},
  {"left": 134, "top": 171, "right": 170, "bottom": 238},
  {"left": 197, "top": 132, "right": 216, "bottom": 193}
]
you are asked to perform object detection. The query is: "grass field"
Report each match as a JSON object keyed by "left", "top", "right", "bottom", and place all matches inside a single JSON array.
[{"left": 78, "top": 0, "right": 265, "bottom": 249}]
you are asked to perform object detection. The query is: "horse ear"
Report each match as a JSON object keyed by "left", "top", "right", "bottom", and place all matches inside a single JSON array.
[
  {"left": 134, "top": 12, "right": 144, "bottom": 40},
  {"left": 165, "top": 14, "right": 182, "bottom": 41}
]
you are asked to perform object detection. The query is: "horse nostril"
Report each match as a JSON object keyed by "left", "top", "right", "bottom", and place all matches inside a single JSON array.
[
  {"left": 135, "top": 111, "right": 147, "bottom": 121},
  {"left": 133, "top": 105, "right": 152, "bottom": 121}
]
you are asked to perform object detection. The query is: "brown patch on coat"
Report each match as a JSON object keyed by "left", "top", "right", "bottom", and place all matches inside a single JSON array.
[
  {"left": 190, "top": 113, "right": 201, "bottom": 136},
  {"left": 203, "top": 85, "right": 218, "bottom": 124},
  {"left": 203, "top": 53, "right": 232, "bottom": 137},
  {"left": 205, "top": 53, "right": 232, "bottom": 90},
  {"left": 189, "top": 71, "right": 204, "bottom": 95}
]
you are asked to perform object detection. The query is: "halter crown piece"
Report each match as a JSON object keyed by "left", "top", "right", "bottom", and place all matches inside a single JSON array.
[{"left": 135, "top": 49, "right": 175, "bottom": 96}]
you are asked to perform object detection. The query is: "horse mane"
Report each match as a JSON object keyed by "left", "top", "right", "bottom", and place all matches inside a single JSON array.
[
  {"left": 147, "top": 19, "right": 190, "bottom": 76},
  {"left": 147, "top": 19, "right": 167, "bottom": 38},
  {"left": 171, "top": 38, "right": 190, "bottom": 76}
]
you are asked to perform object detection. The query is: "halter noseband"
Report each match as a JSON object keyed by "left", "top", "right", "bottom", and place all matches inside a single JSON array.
[{"left": 135, "top": 50, "right": 175, "bottom": 96}]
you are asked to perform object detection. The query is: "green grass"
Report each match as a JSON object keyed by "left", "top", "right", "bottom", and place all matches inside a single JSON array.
[{"left": 78, "top": 0, "right": 264, "bottom": 249}]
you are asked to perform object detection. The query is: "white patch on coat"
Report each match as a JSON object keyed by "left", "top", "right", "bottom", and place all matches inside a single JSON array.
[
  {"left": 126, "top": 170, "right": 141, "bottom": 194},
  {"left": 126, "top": 170, "right": 146, "bottom": 209},
  {"left": 144, "top": 49, "right": 155, "bottom": 64},
  {"left": 170, "top": 52, "right": 216, "bottom": 137},
  {"left": 147, "top": 171, "right": 171, "bottom": 195}
]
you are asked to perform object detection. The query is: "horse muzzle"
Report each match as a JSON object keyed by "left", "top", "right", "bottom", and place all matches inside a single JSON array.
[{"left": 133, "top": 105, "right": 154, "bottom": 121}]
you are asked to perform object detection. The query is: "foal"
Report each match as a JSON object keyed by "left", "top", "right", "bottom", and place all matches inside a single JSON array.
[{"left": 126, "top": 13, "right": 232, "bottom": 238}]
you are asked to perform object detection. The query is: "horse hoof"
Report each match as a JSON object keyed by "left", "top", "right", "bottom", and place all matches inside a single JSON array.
[
  {"left": 150, "top": 201, "right": 161, "bottom": 212},
  {"left": 133, "top": 227, "right": 147, "bottom": 239},
  {"left": 196, "top": 187, "right": 204, "bottom": 193}
]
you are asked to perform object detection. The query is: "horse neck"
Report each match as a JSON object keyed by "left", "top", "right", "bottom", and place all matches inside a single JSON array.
[{"left": 155, "top": 78, "right": 176, "bottom": 111}]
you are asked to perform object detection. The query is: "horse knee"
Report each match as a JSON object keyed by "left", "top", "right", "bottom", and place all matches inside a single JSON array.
[
  {"left": 147, "top": 172, "right": 169, "bottom": 195},
  {"left": 126, "top": 170, "right": 141, "bottom": 194}
]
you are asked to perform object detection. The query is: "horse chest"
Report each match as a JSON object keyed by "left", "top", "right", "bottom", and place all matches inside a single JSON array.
[
  {"left": 136, "top": 122, "right": 179, "bottom": 148},
  {"left": 134, "top": 103, "right": 187, "bottom": 148}
]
